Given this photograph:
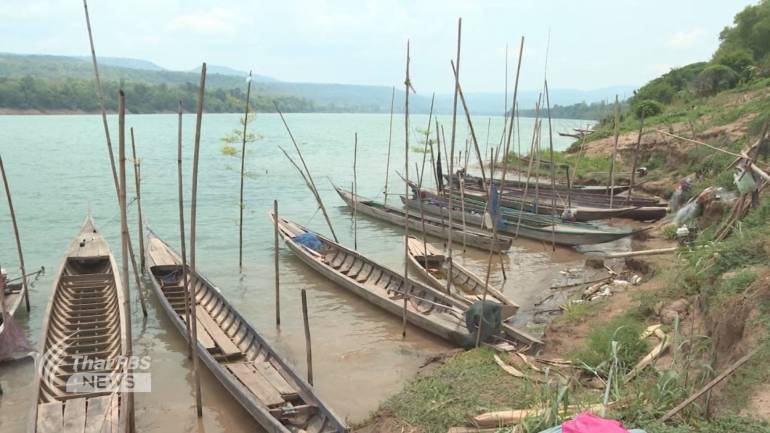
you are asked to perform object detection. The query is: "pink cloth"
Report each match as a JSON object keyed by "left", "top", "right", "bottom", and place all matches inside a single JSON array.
[{"left": 562, "top": 412, "right": 630, "bottom": 433}]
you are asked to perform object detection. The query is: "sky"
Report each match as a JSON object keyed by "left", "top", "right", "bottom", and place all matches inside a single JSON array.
[{"left": 0, "top": 0, "right": 759, "bottom": 93}]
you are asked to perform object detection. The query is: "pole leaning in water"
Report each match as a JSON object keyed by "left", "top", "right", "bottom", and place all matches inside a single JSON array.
[
  {"left": 353, "top": 133, "right": 358, "bottom": 250},
  {"left": 383, "top": 86, "right": 395, "bottom": 206},
  {"left": 130, "top": 128, "right": 146, "bottom": 272},
  {"left": 446, "top": 17, "right": 462, "bottom": 295},
  {"left": 117, "top": 90, "right": 135, "bottom": 432},
  {"left": 239, "top": 71, "right": 253, "bottom": 269},
  {"left": 176, "top": 101, "right": 193, "bottom": 360},
  {"left": 274, "top": 200, "right": 280, "bottom": 327},
  {"left": 401, "top": 40, "right": 412, "bottom": 339},
  {"left": 0, "top": 157, "right": 30, "bottom": 312},
  {"left": 82, "top": 0, "right": 147, "bottom": 317},
  {"left": 189, "top": 62, "right": 206, "bottom": 418}
]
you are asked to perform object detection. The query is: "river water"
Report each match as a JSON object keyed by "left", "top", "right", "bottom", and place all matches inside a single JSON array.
[{"left": 0, "top": 113, "right": 593, "bottom": 432}]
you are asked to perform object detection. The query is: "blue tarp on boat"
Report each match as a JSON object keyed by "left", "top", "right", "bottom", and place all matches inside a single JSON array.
[{"left": 294, "top": 233, "right": 324, "bottom": 252}]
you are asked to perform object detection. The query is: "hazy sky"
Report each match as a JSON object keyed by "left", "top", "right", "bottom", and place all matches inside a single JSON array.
[{"left": 0, "top": 0, "right": 757, "bottom": 92}]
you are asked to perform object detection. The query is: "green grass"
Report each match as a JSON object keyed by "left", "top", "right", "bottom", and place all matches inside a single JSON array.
[{"left": 572, "top": 314, "right": 649, "bottom": 377}]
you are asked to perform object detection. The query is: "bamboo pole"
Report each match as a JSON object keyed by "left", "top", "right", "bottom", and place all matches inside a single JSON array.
[
  {"left": 544, "top": 80, "right": 556, "bottom": 252},
  {"left": 117, "top": 90, "right": 135, "bottom": 432},
  {"left": 609, "top": 95, "right": 620, "bottom": 209},
  {"left": 176, "top": 102, "right": 193, "bottom": 359},
  {"left": 129, "top": 128, "right": 145, "bottom": 273},
  {"left": 301, "top": 289, "right": 313, "bottom": 385},
  {"left": 384, "top": 86, "right": 395, "bottom": 205},
  {"left": 353, "top": 133, "right": 358, "bottom": 249},
  {"left": 627, "top": 111, "right": 645, "bottom": 203},
  {"left": 446, "top": 18, "right": 462, "bottom": 296},
  {"left": 514, "top": 95, "right": 542, "bottom": 239},
  {"left": 238, "top": 71, "right": 253, "bottom": 269},
  {"left": 275, "top": 106, "right": 338, "bottom": 242},
  {"left": 417, "top": 94, "right": 436, "bottom": 266},
  {"left": 189, "top": 62, "right": 206, "bottom": 418},
  {"left": 429, "top": 119, "right": 439, "bottom": 190},
  {"left": 82, "top": 0, "right": 147, "bottom": 317},
  {"left": 402, "top": 40, "right": 412, "bottom": 339},
  {"left": 0, "top": 156, "right": 30, "bottom": 312},
  {"left": 274, "top": 200, "right": 280, "bottom": 327}
]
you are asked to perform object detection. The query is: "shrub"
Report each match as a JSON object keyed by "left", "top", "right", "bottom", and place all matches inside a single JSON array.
[
  {"left": 694, "top": 65, "right": 740, "bottom": 96},
  {"left": 633, "top": 99, "right": 664, "bottom": 118},
  {"left": 714, "top": 48, "right": 755, "bottom": 81},
  {"left": 573, "top": 315, "right": 649, "bottom": 376}
]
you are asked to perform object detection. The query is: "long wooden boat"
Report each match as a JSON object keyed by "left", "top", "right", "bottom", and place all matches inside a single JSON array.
[
  {"left": 30, "top": 216, "right": 131, "bottom": 433},
  {"left": 271, "top": 212, "right": 542, "bottom": 349},
  {"left": 459, "top": 172, "right": 637, "bottom": 198},
  {"left": 402, "top": 196, "right": 635, "bottom": 246},
  {"left": 333, "top": 185, "right": 512, "bottom": 253},
  {"left": 0, "top": 271, "right": 26, "bottom": 337},
  {"left": 406, "top": 236, "right": 517, "bottom": 311},
  {"left": 145, "top": 231, "right": 348, "bottom": 433}
]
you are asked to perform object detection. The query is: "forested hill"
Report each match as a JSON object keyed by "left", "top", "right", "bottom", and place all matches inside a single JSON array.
[{"left": 0, "top": 53, "right": 633, "bottom": 115}]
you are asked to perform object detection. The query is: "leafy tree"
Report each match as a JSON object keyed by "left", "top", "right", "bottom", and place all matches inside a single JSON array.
[
  {"left": 220, "top": 113, "right": 262, "bottom": 157},
  {"left": 632, "top": 99, "right": 664, "bottom": 119},
  {"left": 694, "top": 65, "right": 740, "bottom": 96},
  {"left": 715, "top": 0, "right": 770, "bottom": 63},
  {"left": 714, "top": 48, "right": 755, "bottom": 80}
]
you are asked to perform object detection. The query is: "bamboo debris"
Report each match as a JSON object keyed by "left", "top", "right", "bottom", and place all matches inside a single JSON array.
[
  {"left": 0, "top": 156, "right": 30, "bottom": 312},
  {"left": 625, "top": 328, "right": 670, "bottom": 382},
  {"left": 596, "top": 247, "right": 678, "bottom": 259},
  {"left": 473, "top": 403, "right": 607, "bottom": 428},
  {"left": 275, "top": 106, "right": 338, "bottom": 242},
  {"left": 238, "top": 71, "right": 253, "bottom": 269},
  {"left": 493, "top": 354, "right": 525, "bottom": 378}
]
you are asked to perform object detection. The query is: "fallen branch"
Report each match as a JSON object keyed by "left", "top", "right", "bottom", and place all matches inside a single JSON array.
[
  {"left": 594, "top": 247, "right": 677, "bottom": 259},
  {"left": 625, "top": 331, "right": 670, "bottom": 382},
  {"left": 494, "top": 354, "right": 525, "bottom": 378},
  {"left": 472, "top": 403, "right": 607, "bottom": 428}
]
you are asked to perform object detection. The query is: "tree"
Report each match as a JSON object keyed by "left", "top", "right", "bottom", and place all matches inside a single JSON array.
[
  {"left": 716, "top": 0, "right": 770, "bottom": 63},
  {"left": 220, "top": 113, "right": 262, "bottom": 156},
  {"left": 694, "top": 65, "right": 740, "bottom": 97}
]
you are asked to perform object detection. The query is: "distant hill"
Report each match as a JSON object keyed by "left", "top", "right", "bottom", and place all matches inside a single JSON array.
[{"left": 0, "top": 53, "right": 637, "bottom": 114}]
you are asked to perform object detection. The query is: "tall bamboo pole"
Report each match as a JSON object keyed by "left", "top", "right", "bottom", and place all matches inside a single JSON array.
[
  {"left": 176, "top": 102, "right": 193, "bottom": 359},
  {"left": 609, "top": 95, "right": 620, "bottom": 209},
  {"left": 446, "top": 18, "right": 462, "bottom": 295},
  {"left": 82, "top": 0, "right": 147, "bottom": 317},
  {"left": 117, "top": 90, "right": 135, "bottom": 432},
  {"left": 129, "top": 128, "right": 145, "bottom": 272},
  {"left": 544, "top": 80, "right": 556, "bottom": 252},
  {"left": 628, "top": 111, "right": 646, "bottom": 203},
  {"left": 401, "top": 40, "right": 412, "bottom": 339},
  {"left": 238, "top": 71, "right": 253, "bottom": 269},
  {"left": 384, "top": 87, "right": 396, "bottom": 205},
  {"left": 275, "top": 106, "right": 338, "bottom": 242},
  {"left": 189, "top": 63, "right": 206, "bottom": 418},
  {"left": 0, "top": 157, "right": 30, "bottom": 312},
  {"left": 514, "top": 95, "right": 541, "bottom": 238},
  {"left": 274, "top": 200, "right": 280, "bottom": 327},
  {"left": 353, "top": 133, "right": 358, "bottom": 250},
  {"left": 416, "top": 94, "right": 436, "bottom": 265}
]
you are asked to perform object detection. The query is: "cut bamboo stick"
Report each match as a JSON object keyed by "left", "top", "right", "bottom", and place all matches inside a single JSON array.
[{"left": 0, "top": 156, "right": 30, "bottom": 312}]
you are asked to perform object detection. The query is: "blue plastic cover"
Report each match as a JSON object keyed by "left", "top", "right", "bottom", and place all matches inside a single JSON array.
[{"left": 294, "top": 232, "right": 324, "bottom": 252}]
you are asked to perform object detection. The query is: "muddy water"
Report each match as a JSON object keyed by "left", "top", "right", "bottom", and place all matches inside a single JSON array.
[{"left": 0, "top": 113, "right": 592, "bottom": 432}]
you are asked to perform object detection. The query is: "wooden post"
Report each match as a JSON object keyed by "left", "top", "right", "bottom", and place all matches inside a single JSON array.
[
  {"left": 130, "top": 128, "right": 146, "bottom": 273},
  {"left": 274, "top": 200, "right": 280, "bottom": 327},
  {"left": 117, "top": 90, "right": 135, "bottom": 432},
  {"left": 627, "top": 111, "right": 645, "bottom": 203},
  {"left": 189, "top": 62, "right": 206, "bottom": 418},
  {"left": 565, "top": 165, "right": 572, "bottom": 209},
  {"left": 239, "top": 71, "right": 253, "bottom": 269},
  {"left": 446, "top": 18, "right": 462, "bottom": 296},
  {"left": 609, "top": 95, "right": 620, "bottom": 209},
  {"left": 301, "top": 289, "right": 313, "bottom": 385},
  {"left": 0, "top": 156, "right": 30, "bottom": 312},
  {"left": 176, "top": 101, "right": 193, "bottom": 359},
  {"left": 514, "top": 95, "right": 542, "bottom": 239},
  {"left": 82, "top": 0, "right": 147, "bottom": 317},
  {"left": 274, "top": 106, "right": 338, "bottom": 242},
  {"left": 416, "top": 94, "right": 436, "bottom": 266},
  {"left": 353, "top": 133, "right": 358, "bottom": 250},
  {"left": 544, "top": 80, "right": 556, "bottom": 252},
  {"left": 402, "top": 40, "right": 412, "bottom": 339},
  {"left": 384, "top": 86, "right": 395, "bottom": 205}
]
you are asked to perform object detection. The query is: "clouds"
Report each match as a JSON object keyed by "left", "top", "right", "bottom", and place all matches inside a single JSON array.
[
  {"left": 169, "top": 8, "right": 243, "bottom": 36},
  {"left": 666, "top": 29, "right": 706, "bottom": 49}
]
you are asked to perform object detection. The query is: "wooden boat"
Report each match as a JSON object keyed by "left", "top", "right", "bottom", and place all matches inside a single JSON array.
[
  {"left": 333, "top": 185, "right": 512, "bottom": 253},
  {"left": 271, "top": 212, "right": 542, "bottom": 349},
  {"left": 0, "top": 271, "right": 26, "bottom": 337},
  {"left": 406, "top": 236, "right": 517, "bottom": 311},
  {"left": 460, "top": 172, "right": 635, "bottom": 197},
  {"left": 402, "top": 195, "right": 636, "bottom": 246},
  {"left": 145, "top": 231, "right": 348, "bottom": 433},
  {"left": 30, "top": 216, "right": 131, "bottom": 433}
]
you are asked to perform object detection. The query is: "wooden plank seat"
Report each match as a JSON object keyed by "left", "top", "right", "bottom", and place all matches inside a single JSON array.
[
  {"left": 227, "top": 362, "right": 284, "bottom": 407},
  {"left": 195, "top": 306, "right": 241, "bottom": 357},
  {"left": 36, "top": 401, "right": 64, "bottom": 433},
  {"left": 180, "top": 313, "right": 216, "bottom": 351}
]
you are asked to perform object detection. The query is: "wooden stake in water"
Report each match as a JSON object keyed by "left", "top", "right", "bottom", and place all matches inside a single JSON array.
[
  {"left": 189, "top": 62, "right": 206, "bottom": 418},
  {"left": 275, "top": 105, "right": 338, "bottom": 242},
  {"left": 82, "top": 0, "right": 147, "bottom": 317},
  {"left": 117, "top": 90, "right": 135, "bottom": 432},
  {"left": 384, "top": 86, "right": 395, "bottom": 205},
  {"left": 239, "top": 71, "right": 253, "bottom": 270},
  {"left": 129, "top": 128, "right": 146, "bottom": 272},
  {"left": 176, "top": 101, "right": 193, "bottom": 359},
  {"left": 301, "top": 289, "right": 313, "bottom": 385},
  {"left": 609, "top": 94, "right": 620, "bottom": 209},
  {"left": 402, "top": 40, "right": 412, "bottom": 339},
  {"left": 353, "top": 133, "right": 358, "bottom": 250},
  {"left": 0, "top": 156, "right": 30, "bottom": 312},
  {"left": 274, "top": 200, "right": 280, "bottom": 327},
  {"left": 544, "top": 80, "right": 557, "bottom": 252},
  {"left": 627, "top": 111, "right": 646, "bottom": 203}
]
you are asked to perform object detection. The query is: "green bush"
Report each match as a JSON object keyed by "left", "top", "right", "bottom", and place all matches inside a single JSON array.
[
  {"left": 573, "top": 315, "right": 649, "bottom": 376},
  {"left": 694, "top": 65, "right": 740, "bottom": 96},
  {"left": 633, "top": 99, "right": 664, "bottom": 118},
  {"left": 714, "top": 48, "right": 755, "bottom": 81}
]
